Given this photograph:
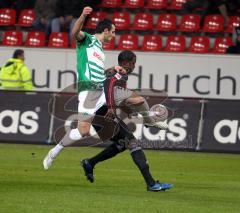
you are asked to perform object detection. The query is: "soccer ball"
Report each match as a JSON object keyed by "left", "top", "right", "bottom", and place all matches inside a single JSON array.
[{"left": 149, "top": 104, "right": 168, "bottom": 122}]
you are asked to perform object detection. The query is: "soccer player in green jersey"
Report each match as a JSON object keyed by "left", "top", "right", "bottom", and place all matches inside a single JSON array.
[{"left": 43, "top": 7, "right": 123, "bottom": 169}]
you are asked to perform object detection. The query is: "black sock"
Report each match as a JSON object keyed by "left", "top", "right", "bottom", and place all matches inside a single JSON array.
[
  {"left": 131, "top": 149, "right": 155, "bottom": 187},
  {"left": 88, "top": 143, "right": 125, "bottom": 168}
]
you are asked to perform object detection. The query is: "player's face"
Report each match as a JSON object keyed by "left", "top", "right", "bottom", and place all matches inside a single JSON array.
[
  {"left": 104, "top": 24, "right": 116, "bottom": 42},
  {"left": 122, "top": 57, "right": 136, "bottom": 74}
]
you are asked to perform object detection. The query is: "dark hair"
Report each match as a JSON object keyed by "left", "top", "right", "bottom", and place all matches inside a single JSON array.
[
  {"left": 13, "top": 49, "right": 24, "bottom": 58},
  {"left": 118, "top": 50, "right": 136, "bottom": 65},
  {"left": 95, "top": 19, "right": 114, "bottom": 34}
]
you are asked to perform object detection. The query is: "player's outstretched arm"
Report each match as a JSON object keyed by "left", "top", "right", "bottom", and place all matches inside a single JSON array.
[{"left": 72, "top": 6, "right": 93, "bottom": 41}]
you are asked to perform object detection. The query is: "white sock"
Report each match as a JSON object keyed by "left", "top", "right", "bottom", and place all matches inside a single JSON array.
[{"left": 50, "top": 144, "right": 64, "bottom": 158}]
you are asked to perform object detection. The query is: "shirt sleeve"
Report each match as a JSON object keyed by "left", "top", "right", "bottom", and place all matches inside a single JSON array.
[{"left": 104, "top": 73, "right": 124, "bottom": 109}]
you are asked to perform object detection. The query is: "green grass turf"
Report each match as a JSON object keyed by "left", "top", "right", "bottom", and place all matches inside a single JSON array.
[{"left": 0, "top": 143, "right": 240, "bottom": 213}]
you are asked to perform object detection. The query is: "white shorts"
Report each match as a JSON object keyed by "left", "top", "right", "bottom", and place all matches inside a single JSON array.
[{"left": 78, "top": 87, "right": 133, "bottom": 119}]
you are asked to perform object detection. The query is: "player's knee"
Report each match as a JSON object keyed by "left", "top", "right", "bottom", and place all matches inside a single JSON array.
[
  {"left": 69, "top": 128, "right": 82, "bottom": 140},
  {"left": 132, "top": 96, "right": 145, "bottom": 105},
  {"left": 128, "top": 138, "right": 140, "bottom": 151},
  {"left": 127, "top": 96, "right": 145, "bottom": 105},
  {"left": 115, "top": 139, "right": 128, "bottom": 152},
  {"left": 78, "top": 122, "right": 91, "bottom": 137}
]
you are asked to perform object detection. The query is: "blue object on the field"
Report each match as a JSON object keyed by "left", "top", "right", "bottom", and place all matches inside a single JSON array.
[{"left": 147, "top": 182, "right": 173, "bottom": 192}]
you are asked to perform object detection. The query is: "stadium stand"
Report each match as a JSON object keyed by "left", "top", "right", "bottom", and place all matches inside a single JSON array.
[
  {"left": 132, "top": 13, "right": 154, "bottom": 31},
  {"left": 48, "top": 32, "right": 69, "bottom": 48},
  {"left": 25, "top": 31, "right": 46, "bottom": 47},
  {"left": 0, "top": 0, "right": 237, "bottom": 54},
  {"left": 203, "top": 15, "right": 225, "bottom": 34},
  {"left": 179, "top": 14, "right": 201, "bottom": 33},
  {"left": 118, "top": 34, "right": 139, "bottom": 50},
  {"left": 112, "top": 12, "right": 130, "bottom": 30},
  {"left": 212, "top": 37, "right": 233, "bottom": 54},
  {"left": 2, "top": 30, "right": 22, "bottom": 46},
  {"left": 85, "top": 11, "right": 107, "bottom": 29},
  {"left": 122, "top": 0, "right": 145, "bottom": 8},
  {"left": 0, "top": 8, "right": 16, "bottom": 26},
  {"left": 225, "top": 16, "right": 240, "bottom": 33},
  {"left": 164, "top": 35, "right": 186, "bottom": 52},
  {"left": 17, "top": 9, "right": 36, "bottom": 27},
  {"left": 146, "top": 0, "right": 168, "bottom": 10},
  {"left": 156, "top": 14, "right": 177, "bottom": 32},
  {"left": 188, "top": 36, "right": 210, "bottom": 53},
  {"left": 141, "top": 35, "right": 162, "bottom": 51},
  {"left": 99, "top": 0, "right": 122, "bottom": 8}
]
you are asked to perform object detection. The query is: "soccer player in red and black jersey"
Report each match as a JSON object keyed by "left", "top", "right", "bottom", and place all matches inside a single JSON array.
[{"left": 81, "top": 50, "right": 173, "bottom": 191}]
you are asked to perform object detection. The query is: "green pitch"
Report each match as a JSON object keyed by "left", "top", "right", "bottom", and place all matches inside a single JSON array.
[{"left": 0, "top": 143, "right": 240, "bottom": 213}]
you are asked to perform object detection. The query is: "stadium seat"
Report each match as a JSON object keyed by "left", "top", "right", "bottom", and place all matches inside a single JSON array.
[
  {"left": 122, "top": 0, "right": 145, "bottom": 8},
  {"left": 0, "top": 8, "right": 16, "bottom": 26},
  {"left": 132, "top": 13, "right": 153, "bottom": 31},
  {"left": 17, "top": 9, "right": 36, "bottom": 27},
  {"left": 203, "top": 15, "right": 224, "bottom": 33},
  {"left": 112, "top": 12, "right": 130, "bottom": 30},
  {"left": 188, "top": 36, "right": 210, "bottom": 53},
  {"left": 179, "top": 14, "right": 201, "bottom": 32},
  {"left": 168, "top": 0, "right": 188, "bottom": 10},
  {"left": 212, "top": 37, "right": 233, "bottom": 54},
  {"left": 71, "top": 38, "right": 76, "bottom": 48},
  {"left": 225, "top": 16, "right": 240, "bottom": 33},
  {"left": 164, "top": 35, "right": 186, "bottom": 52},
  {"left": 2, "top": 30, "right": 22, "bottom": 46},
  {"left": 103, "top": 38, "right": 115, "bottom": 50},
  {"left": 85, "top": 12, "right": 107, "bottom": 29},
  {"left": 25, "top": 31, "right": 46, "bottom": 47},
  {"left": 141, "top": 35, "right": 162, "bottom": 51},
  {"left": 48, "top": 32, "right": 69, "bottom": 48},
  {"left": 99, "top": 0, "right": 122, "bottom": 8},
  {"left": 156, "top": 14, "right": 177, "bottom": 32},
  {"left": 146, "top": 0, "right": 168, "bottom": 10},
  {"left": 118, "top": 34, "right": 138, "bottom": 50}
]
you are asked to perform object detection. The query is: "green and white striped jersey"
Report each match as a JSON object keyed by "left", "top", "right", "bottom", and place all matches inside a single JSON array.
[{"left": 76, "top": 32, "right": 106, "bottom": 92}]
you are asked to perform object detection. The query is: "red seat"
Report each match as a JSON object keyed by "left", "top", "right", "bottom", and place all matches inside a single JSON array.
[
  {"left": 118, "top": 34, "right": 138, "bottom": 50},
  {"left": 112, "top": 12, "right": 130, "bottom": 30},
  {"left": 203, "top": 15, "right": 224, "bottom": 33},
  {"left": 17, "top": 9, "right": 36, "bottom": 27},
  {"left": 103, "top": 38, "right": 115, "bottom": 50},
  {"left": 48, "top": 32, "right": 69, "bottom": 48},
  {"left": 179, "top": 14, "right": 201, "bottom": 32},
  {"left": 71, "top": 38, "right": 76, "bottom": 48},
  {"left": 212, "top": 37, "right": 233, "bottom": 54},
  {"left": 2, "top": 30, "right": 22, "bottom": 46},
  {"left": 225, "top": 16, "right": 240, "bottom": 33},
  {"left": 99, "top": 0, "right": 122, "bottom": 8},
  {"left": 188, "top": 36, "right": 210, "bottom": 53},
  {"left": 168, "top": 0, "right": 188, "bottom": 10},
  {"left": 132, "top": 13, "right": 153, "bottom": 31},
  {"left": 146, "top": 0, "right": 168, "bottom": 10},
  {"left": 85, "top": 12, "right": 107, "bottom": 29},
  {"left": 156, "top": 14, "right": 177, "bottom": 31},
  {"left": 0, "top": 8, "right": 16, "bottom": 26},
  {"left": 122, "top": 0, "right": 145, "bottom": 8},
  {"left": 141, "top": 35, "right": 162, "bottom": 51},
  {"left": 25, "top": 31, "right": 46, "bottom": 47},
  {"left": 164, "top": 35, "right": 186, "bottom": 52}
]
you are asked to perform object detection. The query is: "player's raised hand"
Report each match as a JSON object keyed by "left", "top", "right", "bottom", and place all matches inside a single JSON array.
[
  {"left": 114, "top": 66, "right": 126, "bottom": 74},
  {"left": 82, "top": 7, "right": 93, "bottom": 17}
]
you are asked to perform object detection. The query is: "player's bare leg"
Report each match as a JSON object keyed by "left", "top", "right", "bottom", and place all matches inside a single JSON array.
[
  {"left": 43, "top": 119, "right": 92, "bottom": 170},
  {"left": 125, "top": 93, "right": 168, "bottom": 129}
]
